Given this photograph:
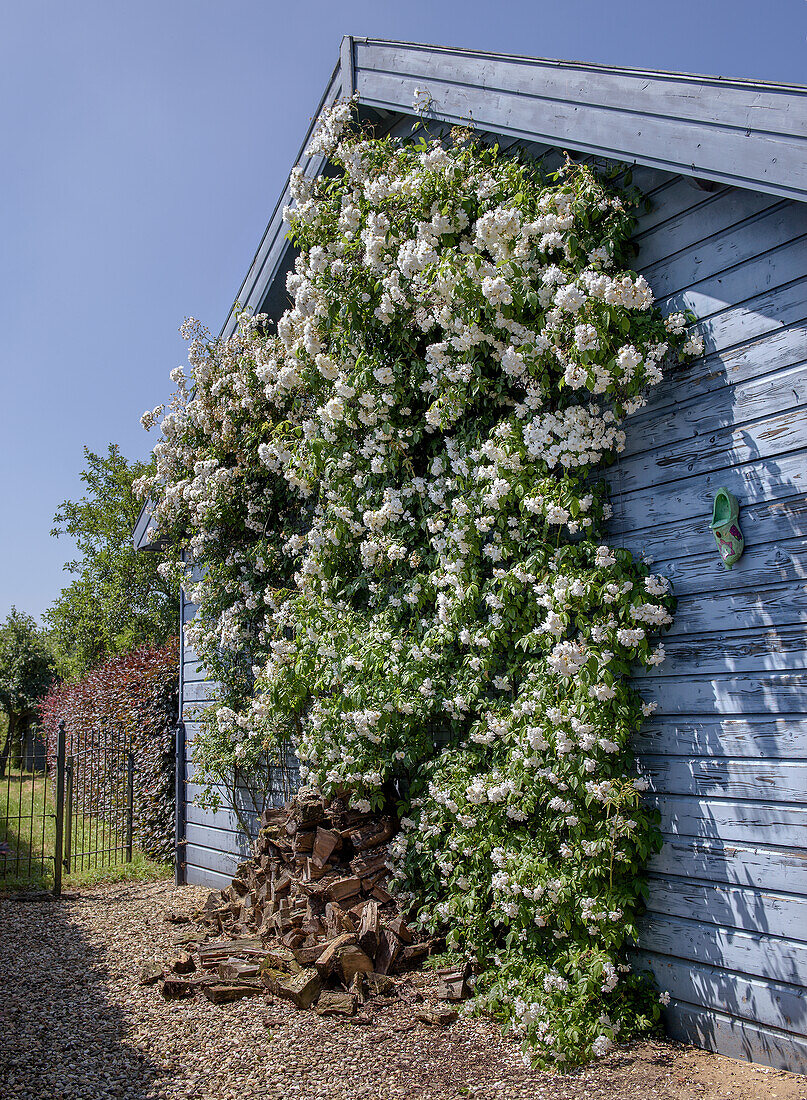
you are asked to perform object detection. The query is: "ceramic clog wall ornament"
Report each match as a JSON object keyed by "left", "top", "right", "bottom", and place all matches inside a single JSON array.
[{"left": 710, "top": 488, "right": 744, "bottom": 569}]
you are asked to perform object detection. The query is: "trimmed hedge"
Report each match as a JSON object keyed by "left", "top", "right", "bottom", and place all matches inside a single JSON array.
[{"left": 39, "top": 641, "right": 178, "bottom": 861}]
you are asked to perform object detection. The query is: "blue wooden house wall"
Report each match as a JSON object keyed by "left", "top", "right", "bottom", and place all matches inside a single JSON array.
[{"left": 163, "top": 41, "right": 807, "bottom": 1075}]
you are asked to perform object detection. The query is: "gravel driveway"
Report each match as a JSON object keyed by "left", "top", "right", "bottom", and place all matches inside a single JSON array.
[{"left": 0, "top": 880, "right": 804, "bottom": 1100}]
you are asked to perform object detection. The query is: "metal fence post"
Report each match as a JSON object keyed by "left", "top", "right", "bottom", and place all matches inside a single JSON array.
[
  {"left": 53, "top": 719, "right": 66, "bottom": 896},
  {"left": 125, "top": 752, "right": 134, "bottom": 863},
  {"left": 174, "top": 719, "right": 186, "bottom": 886},
  {"left": 64, "top": 756, "right": 73, "bottom": 872}
]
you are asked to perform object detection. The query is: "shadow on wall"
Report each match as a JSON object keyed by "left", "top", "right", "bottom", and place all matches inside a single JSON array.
[{"left": 612, "top": 194, "right": 807, "bottom": 1065}]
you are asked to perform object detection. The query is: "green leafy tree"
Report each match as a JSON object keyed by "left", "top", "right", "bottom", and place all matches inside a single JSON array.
[
  {"left": 46, "top": 444, "right": 178, "bottom": 678},
  {"left": 0, "top": 608, "right": 56, "bottom": 777}
]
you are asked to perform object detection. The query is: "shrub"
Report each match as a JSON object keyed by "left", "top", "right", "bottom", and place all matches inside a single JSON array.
[
  {"left": 39, "top": 641, "right": 178, "bottom": 861},
  {"left": 139, "top": 103, "right": 703, "bottom": 1066}
]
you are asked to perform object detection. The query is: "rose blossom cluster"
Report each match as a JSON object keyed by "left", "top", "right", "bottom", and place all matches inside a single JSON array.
[{"left": 139, "top": 101, "right": 700, "bottom": 1067}]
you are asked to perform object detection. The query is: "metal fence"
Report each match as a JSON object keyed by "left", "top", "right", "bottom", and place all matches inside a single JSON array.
[{"left": 0, "top": 719, "right": 135, "bottom": 895}]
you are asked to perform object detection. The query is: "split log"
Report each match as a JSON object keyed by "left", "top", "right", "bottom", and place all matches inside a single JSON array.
[
  {"left": 358, "top": 900, "right": 380, "bottom": 958},
  {"left": 272, "top": 968, "right": 322, "bottom": 1009},
  {"left": 313, "top": 932, "right": 357, "bottom": 978},
  {"left": 316, "top": 991, "right": 357, "bottom": 1016},
  {"left": 203, "top": 982, "right": 262, "bottom": 1004},
  {"left": 336, "top": 945, "right": 374, "bottom": 986},
  {"left": 374, "top": 928, "right": 402, "bottom": 975},
  {"left": 311, "top": 827, "right": 342, "bottom": 868}
]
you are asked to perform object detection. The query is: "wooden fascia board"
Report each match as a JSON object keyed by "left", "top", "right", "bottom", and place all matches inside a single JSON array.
[
  {"left": 352, "top": 40, "right": 807, "bottom": 203},
  {"left": 133, "top": 497, "right": 163, "bottom": 552}
]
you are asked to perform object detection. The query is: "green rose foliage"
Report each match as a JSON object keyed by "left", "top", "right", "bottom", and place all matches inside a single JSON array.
[{"left": 140, "top": 101, "right": 702, "bottom": 1067}]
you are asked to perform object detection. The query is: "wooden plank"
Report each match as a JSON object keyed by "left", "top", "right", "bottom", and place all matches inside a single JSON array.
[
  {"left": 661, "top": 999, "right": 807, "bottom": 1074},
  {"left": 636, "top": 188, "right": 778, "bottom": 269},
  {"left": 650, "top": 794, "right": 807, "bottom": 845},
  {"left": 353, "top": 45, "right": 807, "bottom": 200},
  {"left": 674, "top": 266, "right": 807, "bottom": 349},
  {"left": 185, "top": 864, "right": 233, "bottom": 890},
  {"left": 642, "top": 325, "right": 807, "bottom": 425},
  {"left": 633, "top": 621, "right": 807, "bottom": 677},
  {"left": 340, "top": 35, "right": 354, "bottom": 97},
  {"left": 639, "top": 630, "right": 806, "bottom": 678},
  {"left": 185, "top": 802, "right": 262, "bottom": 835},
  {"left": 650, "top": 838, "right": 807, "bottom": 894},
  {"left": 650, "top": 538, "right": 807, "bottom": 601},
  {"left": 638, "top": 202, "right": 807, "bottom": 299},
  {"left": 635, "top": 952, "right": 807, "bottom": 1039},
  {"left": 646, "top": 671, "right": 807, "bottom": 715},
  {"left": 183, "top": 838, "right": 245, "bottom": 879},
  {"left": 638, "top": 758, "right": 807, "bottom": 804},
  {"left": 360, "top": 68, "right": 807, "bottom": 200},
  {"left": 615, "top": 490, "right": 807, "bottom": 567},
  {"left": 185, "top": 821, "right": 254, "bottom": 859},
  {"left": 636, "top": 914, "right": 807, "bottom": 986},
  {"left": 620, "top": 361, "right": 807, "bottom": 464},
  {"left": 611, "top": 449, "right": 807, "bottom": 533},
  {"left": 634, "top": 716, "right": 807, "bottom": 760},
  {"left": 670, "top": 584, "right": 807, "bottom": 635},
  {"left": 183, "top": 680, "right": 220, "bottom": 703},
  {"left": 354, "top": 42, "right": 807, "bottom": 140},
  {"left": 633, "top": 177, "right": 728, "bottom": 237},
  {"left": 616, "top": 404, "right": 807, "bottom": 497},
  {"left": 644, "top": 876, "right": 807, "bottom": 943}
]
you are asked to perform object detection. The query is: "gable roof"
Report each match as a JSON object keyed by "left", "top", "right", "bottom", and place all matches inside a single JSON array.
[
  {"left": 138, "top": 38, "right": 807, "bottom": 551},
  {"left": 222, "top": 37, "right": 807, "bottom": 339}
]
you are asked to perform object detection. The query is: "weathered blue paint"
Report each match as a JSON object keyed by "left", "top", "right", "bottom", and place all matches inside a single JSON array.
[{"left": 159, "top": 42, "right": 807, "bottom": 1073}]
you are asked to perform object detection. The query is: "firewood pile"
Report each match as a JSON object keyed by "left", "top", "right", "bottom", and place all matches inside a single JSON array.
[{"left": 146, "top": 790, "right": 470, "bottom": 1021}]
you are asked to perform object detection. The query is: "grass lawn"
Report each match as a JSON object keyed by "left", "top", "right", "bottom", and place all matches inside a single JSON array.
[{"left": 0, "top": 771, "right": 170, "bottom": 893}]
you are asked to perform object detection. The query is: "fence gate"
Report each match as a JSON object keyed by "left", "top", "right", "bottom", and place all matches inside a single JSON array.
[{"left": 0, "top": 719, "right": 135, "bottom": 895}]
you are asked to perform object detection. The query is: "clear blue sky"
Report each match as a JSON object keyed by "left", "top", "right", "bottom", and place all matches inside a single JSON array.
[{"left": 1, "top": 0, "right": 805, "bottom": 623}]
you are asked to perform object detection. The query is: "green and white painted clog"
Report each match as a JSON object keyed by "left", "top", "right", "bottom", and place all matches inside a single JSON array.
[{"left": 710, "top": 488, "right": 744, "bottom": 569}]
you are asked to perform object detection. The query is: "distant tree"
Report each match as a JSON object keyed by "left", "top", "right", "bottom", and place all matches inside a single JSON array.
[
  {"left": 45, "top": 444, "right": 178, "bottom": 678},
  {"left": 0, "top": 608, "right": 56, "bottom": 777}
]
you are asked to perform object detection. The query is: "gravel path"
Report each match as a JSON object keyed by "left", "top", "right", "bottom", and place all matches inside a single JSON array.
[{"left": 1, "top": 880, "right": 804, "bottom": 1100}]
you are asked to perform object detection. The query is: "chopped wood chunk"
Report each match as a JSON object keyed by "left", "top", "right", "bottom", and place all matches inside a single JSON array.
[
  {"left": 325, "top": 901, "right": 355, "bottom": 937},
  {"left": 170, "top": 951, "right": 196, "bottom": 975},
  {"left": 316, "top": 990, "right": 357, "bottom": 1016},
  {"left": 161, "top": 977, "right": 196, "bottom": 1000},
  {"left": 414, "top": 1005, "right": 457, "bottom": 1026},
  {"left": 326, "top": 876, "right": 362, "bottom": 904},
  {"left": 374, "top": 928, "right": 402, "bottom": 975},
  {"left": 400, "top": 943, "right": 430, "bottom": 969},
  {"left": 163, "top": 910, "right": 190, "bottom": 924},
  {"left": 344, "top": 818, "right": 394, "bottom": 852},
  {"left": 202, "top": 982, "right": 262, "bottom": 1004},
  {"left": 336, "top": 945, "right": 374, "bottom": 986},
  {"left": 386, "top": 915, "right": 413, "bottom": 944},
  {"left": 198, "top": 937, "right": 263, "bottom": 968},
  {"left": 272, "top": 968, "right": 322, "bottom": 1010},
  {"left": 139, "top": 962, "right": 164, "bottom": 986},
  {"left": 349, "top": 849, "right": 388, "bottom": 880},
  {"left": 312, "top": 827, "right": 342, "bottom": 868},
  {"left": 294, "top": 942, "right": 328, "bottom": 967},
  {"left": 313, "top": 932, "right": 357, "bottom": 977},
  {"left": 358, "top": 900, "right": 380, "bottom": 957},
  {"left": 217, "top": 958, "right": 261, "bottom": 982},
  {"left": 261, "top": 946, "right": 301, "bottom": 974}
]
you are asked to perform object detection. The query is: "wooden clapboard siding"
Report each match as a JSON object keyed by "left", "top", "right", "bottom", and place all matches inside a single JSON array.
[
  {"left": 178, "top": 592, "right": 297, "bottom": 886},
  {"left": 168, "top": 42, "right": 807, "bottom": 1071},
  {"left": 605, "top": 171, "right": 807, "bottom": 1069}
]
